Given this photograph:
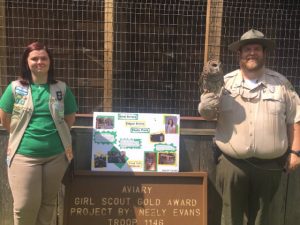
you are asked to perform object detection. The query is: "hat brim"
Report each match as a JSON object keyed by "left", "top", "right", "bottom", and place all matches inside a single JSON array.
[{"left": 228, "top": 38, "right": 275, "bottom": 52}]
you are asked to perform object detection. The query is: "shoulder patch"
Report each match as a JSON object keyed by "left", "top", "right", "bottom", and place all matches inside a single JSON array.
[
  {"left": 50, "top": 80, "right": 66, "bottom": 101},
  {"left": 15, "top": 86, "right": 28, "bottom": 96}
]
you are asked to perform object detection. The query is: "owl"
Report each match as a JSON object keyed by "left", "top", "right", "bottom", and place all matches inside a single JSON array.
[{"left": 199, "top": 59, "right": 224, "bottom": 95}]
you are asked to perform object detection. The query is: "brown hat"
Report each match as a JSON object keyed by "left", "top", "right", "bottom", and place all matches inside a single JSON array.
[{"left": 228, "top": 29, "right": 275, "bottom": 51}]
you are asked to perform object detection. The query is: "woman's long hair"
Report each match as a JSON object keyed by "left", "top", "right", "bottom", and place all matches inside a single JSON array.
[{"left": 20, "top": 41, "right": 56, "bottom": 85}]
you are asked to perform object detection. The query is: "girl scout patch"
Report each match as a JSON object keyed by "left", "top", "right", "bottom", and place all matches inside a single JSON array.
[
  {"left": 15, "top": 86, "right": 28, "bottom": 96},
  {"left": 56, "top": 91, "right": 63, "bottom": 101},
  {"left": 54, "top": 102, "right": 64, "bottom": 118}
]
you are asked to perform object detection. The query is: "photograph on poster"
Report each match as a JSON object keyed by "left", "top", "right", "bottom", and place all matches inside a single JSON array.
[
  {"left": 158, "top": 152, "right": 176, "bottom": 165},
  {"left": 144, "top": 152, "right": 157, "bottom": 171},
  {"left": 96, "top": 116, "right": 115, "bottom": 129},
  {"left": 108, "top": 150, "right": 127, "bottom": 163},
  {"left": 150, "top": 132, "right": 165, "bottom": 142},
  {"left": 93, "top": 152, "right": 107, "bottom": 168},
  {"left": 165, "top": 116, "right": 178, "bottom": 134}
]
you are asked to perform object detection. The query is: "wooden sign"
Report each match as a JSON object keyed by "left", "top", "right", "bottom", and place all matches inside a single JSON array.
[{"left": 63, "top": 171, "right": 207, "bottom": 225}]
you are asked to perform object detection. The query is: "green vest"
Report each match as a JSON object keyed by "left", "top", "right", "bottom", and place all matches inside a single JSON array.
[{"left": 7, "top": 80, "right": 73, "bottom": 167}]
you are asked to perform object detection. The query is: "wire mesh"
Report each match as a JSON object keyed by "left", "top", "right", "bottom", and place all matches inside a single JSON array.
[
  {"left": 0, "top": 0, "right": 299, "bottom": 116},
  {"left": 113, "top": 1, "right": 206, "bottom": 115}
]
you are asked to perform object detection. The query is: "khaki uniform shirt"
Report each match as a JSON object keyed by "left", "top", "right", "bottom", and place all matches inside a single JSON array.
[{"left": 215, "top": 68, "right": 300, "bottom": 159}]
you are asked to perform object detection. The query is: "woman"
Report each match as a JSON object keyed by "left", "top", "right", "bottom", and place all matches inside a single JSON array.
[
  {"left": 166, "top": 118, "right": 176, "bottom": 134},
  {"left": 0, "top": 41, "right": 78, "bottom": 225}
]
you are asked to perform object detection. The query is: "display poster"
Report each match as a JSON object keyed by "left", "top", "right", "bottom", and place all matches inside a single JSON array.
[{"left": 91, "top": 112, "right": 180, "bottom": 172}]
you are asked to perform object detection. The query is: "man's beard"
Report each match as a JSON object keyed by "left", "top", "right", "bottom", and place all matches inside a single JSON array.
[{"left": 240, "top": 57, "right": 265, "bottom": 72}]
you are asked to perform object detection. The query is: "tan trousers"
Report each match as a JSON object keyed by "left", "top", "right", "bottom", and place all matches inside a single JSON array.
[
  {"left": 216, "top": 154, "right": 283, "bottom": 225},
  {"left": 8, "top": 153, "right": 69, "bottom": 225}
]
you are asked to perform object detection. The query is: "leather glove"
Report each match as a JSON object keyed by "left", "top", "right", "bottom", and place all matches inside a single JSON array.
[{"left": 198, "top": 92, "right": 220, "bottom": 120}]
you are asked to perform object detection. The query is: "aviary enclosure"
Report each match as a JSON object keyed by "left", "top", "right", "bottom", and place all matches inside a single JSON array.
[
  {"left": 0, "top": 1, "right": 299, "bottom": 225},
  {"left": 0, "top": 0, "right": 299, "bottom": 115}
]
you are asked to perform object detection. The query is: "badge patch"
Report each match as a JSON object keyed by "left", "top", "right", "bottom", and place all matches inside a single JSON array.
[
  {"left": 56, "top": 91, "right": 63, "bottom": 101},
  {"left": 54, "top": 102, "right": 64, "bottom": 118},
  {"left": 15, "top": 86, "right": 28, "bottom": 96}
]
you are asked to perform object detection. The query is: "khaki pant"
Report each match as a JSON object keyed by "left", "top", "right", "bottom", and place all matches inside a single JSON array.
[
  {"left": 216, "top": 154, "right": 283, "bottom": 225},
  {"left": 8, "top": 153, "right": 69, "bottom": 225}
]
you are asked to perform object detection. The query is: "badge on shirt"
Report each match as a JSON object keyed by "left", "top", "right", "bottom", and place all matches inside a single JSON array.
[
  {"left": 15, "top": 86, "right": 28, "bottom": 96},
  {"left": 56, "top": 91, "right": 63, "bottom": 101}
]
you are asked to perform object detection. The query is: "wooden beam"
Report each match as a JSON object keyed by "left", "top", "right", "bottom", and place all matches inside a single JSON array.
[
  {"left": 104, "top": 0, "right": 114, "bottom": 112},
  {"left": 204, "top": 0, "right": 224, "bottom": 63},
  {"left": 0, "top": 0, "right": 7, "bottom": 94},
  {"left": 180, "top": 128, "right": 215, "bottom": 136},
  {"left": 204, "top": 0, "right": 211, "bottom": 64}
]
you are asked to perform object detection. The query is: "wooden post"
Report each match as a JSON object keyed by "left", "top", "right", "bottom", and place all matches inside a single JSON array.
[
  {"left": 104, "top": 0, "right": 114, "bottom": 112},
  {"left": 0, "top": 0, "right": 7, "bottom": 94},
  {"left": 204, "top": 0, "right": 224, "bottom": 63},
  {"left": 0, "top": 2, "right": 11, "bottom": 223}
]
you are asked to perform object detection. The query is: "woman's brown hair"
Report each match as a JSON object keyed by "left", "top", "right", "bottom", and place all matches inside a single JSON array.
[{"left": 20, "top": 41, "right": 56, "bottom": 85}]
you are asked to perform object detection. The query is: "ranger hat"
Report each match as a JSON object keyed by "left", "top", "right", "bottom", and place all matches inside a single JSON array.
[{"left": 228, "top": 29, "right": 275, "bottom": 51}]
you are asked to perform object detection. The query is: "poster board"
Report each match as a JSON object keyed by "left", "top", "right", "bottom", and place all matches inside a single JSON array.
[{"left": 91, "top": 112, "right": 180, "bottom": 172}]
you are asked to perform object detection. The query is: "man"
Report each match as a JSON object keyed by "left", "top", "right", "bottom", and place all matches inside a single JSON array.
[{"left": 198, "top": 29, "right": 300, "bottom": 225}]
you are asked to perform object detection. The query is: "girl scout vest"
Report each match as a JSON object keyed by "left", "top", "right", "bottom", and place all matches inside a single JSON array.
[{"left": 6, "top": 80, "right": 73, "bottom": 167}]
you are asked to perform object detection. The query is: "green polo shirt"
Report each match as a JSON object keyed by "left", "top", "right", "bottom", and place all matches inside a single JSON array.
[{"left": 0, "top": 83, "right": 78, "bottom": 157}]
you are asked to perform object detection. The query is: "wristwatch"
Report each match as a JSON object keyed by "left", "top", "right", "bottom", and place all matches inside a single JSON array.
[{"left": 288, "top": 149, "right": 300, "bottom": 157}]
